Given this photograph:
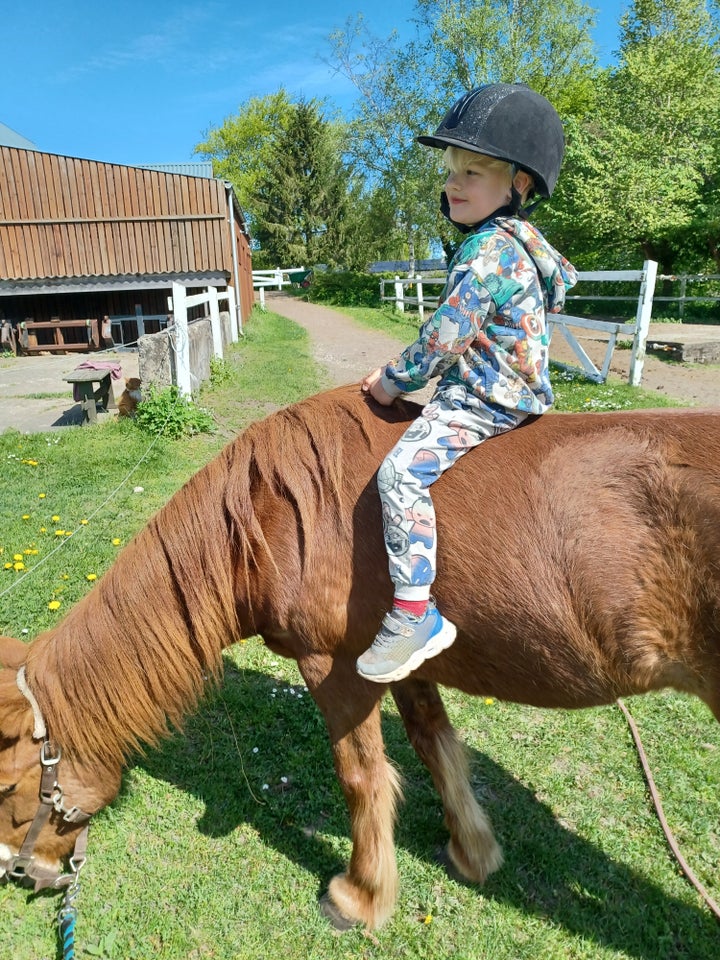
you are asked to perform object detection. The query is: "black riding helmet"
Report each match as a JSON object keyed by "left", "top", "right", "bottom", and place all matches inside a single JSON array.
[{"left": 418, "top": 83, "right": 565, "bottom": 201}]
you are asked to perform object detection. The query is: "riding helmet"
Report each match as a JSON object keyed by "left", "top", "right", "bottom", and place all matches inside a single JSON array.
[{"left": 418, "top": 83, "right": 565, "bottom": 198}]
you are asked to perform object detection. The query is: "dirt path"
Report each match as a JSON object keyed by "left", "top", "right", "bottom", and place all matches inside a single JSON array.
[{"left": 266, "top": 291, "right": 720, "bottom": 408}]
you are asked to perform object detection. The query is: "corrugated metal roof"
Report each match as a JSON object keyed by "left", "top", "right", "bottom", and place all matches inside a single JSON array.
[
  {"left": 136, "top": 161, "right": 215, "bottom": 179},
  {"left": 0, "top": 121, "right": 37, "bottom": 150},
  {"left": 0, "top": 272, "right": 229, "bottom": 295}
]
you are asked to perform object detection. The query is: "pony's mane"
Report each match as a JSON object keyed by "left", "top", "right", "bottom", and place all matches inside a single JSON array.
[{"left": 24, "top": 388, "right": 386, "bottom": 770}]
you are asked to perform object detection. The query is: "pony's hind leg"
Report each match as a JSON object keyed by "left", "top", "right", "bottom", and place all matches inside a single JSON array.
[
  {"left": 391, "top": 677, "right": 503, "bottom": 884},
  {"left": 299, "top": 653, "right": 402, "bottom": 930}
]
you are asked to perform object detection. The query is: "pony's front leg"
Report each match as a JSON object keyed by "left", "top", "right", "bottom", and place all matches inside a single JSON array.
[
  {"left": 391, "top": 677, "right": 503, "bottom": 884},
  {"left": 299, "top": 654, "right": 401, "bottom": 930}
]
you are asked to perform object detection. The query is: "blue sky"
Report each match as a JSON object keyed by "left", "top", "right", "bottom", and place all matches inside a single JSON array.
[{"left": 3, "top": 0, "right": 628, "bottom": 168}]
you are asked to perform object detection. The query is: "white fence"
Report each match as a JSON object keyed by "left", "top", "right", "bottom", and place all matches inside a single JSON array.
[
  {"left": 653, "top": 273, "right": 720, "bottom": 320},
  {"left": 252, "top": 267, "right": 312, "bottom": 308},
  {"left": 380, "top": 261, "right": 659, "bottom": 386},
  {"left": 169, "top": 283, "right": 238, "bottom": 396}
]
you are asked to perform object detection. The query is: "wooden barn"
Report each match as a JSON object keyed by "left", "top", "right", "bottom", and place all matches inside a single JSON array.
[{"left": 0, "top": 147, "right": 253, "bottom": 352}]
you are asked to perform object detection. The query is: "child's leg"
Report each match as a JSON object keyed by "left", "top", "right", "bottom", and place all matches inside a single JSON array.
[
  {"left": 380, "top": 391, "right": 526, "bottom": 597},
  {"left": 358, "top": 390, "right": 527, "bottom": 683}
]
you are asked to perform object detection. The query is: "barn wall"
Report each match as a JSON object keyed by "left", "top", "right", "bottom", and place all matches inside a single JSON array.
[{"left": 0, "top": 147, "right": 236, "bottom": 280}]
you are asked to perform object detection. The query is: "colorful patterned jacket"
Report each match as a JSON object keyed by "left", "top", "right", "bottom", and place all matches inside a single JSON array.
[{"left": 380, "top": 216, "right": 577, "bottom": 414}]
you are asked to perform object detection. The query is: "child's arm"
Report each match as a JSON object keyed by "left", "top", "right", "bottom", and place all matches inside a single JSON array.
[{"left": 383, "top": 269, "right": 489, "bottom": 392}]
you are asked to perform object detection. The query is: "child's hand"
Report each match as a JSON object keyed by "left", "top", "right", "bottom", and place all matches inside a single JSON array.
[{"left": 362, "top": 366, "right": 396, "bottom": 406}]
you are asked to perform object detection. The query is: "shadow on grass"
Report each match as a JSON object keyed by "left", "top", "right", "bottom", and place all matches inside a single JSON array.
[{"left": 136, "top": 662, "right": 716, "bottom": 960}]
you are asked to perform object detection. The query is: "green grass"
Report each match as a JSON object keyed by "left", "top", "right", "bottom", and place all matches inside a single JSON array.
[{"left": 1, "top": 307, "right": 718, "bottom": 959}]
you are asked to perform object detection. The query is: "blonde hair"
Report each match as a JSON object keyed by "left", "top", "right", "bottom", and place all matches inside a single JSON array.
[{"left": 443, "top": 146, "right": 535, "bottom": 203}]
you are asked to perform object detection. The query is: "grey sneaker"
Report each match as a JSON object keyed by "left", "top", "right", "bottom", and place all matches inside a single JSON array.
[{"left": 356, "top": 600, "right": 457, "bottom": 683}]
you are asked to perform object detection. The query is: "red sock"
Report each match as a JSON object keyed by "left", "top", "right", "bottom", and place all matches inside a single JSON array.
[{"left": 393, "top": 598, "right": 428, "bottom": 617}]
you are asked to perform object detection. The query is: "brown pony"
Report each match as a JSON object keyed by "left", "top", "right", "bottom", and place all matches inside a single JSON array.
[{"left": 0, "top": 385, "right": 719, "bottom": 929}]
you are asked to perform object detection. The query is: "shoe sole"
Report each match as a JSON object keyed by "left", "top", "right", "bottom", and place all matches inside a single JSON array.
[{"left": 358, "top": 619, "right": 457, "bottom": 684}]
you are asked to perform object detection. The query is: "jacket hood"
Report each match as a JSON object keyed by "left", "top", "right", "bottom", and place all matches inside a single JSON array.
[{"left": 492, "top": 216, "right": 577, "bottom": 312}]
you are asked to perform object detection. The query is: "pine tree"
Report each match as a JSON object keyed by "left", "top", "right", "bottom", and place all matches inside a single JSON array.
[{"left": 253, "top": 101, "right": 352, "bottom": 268}]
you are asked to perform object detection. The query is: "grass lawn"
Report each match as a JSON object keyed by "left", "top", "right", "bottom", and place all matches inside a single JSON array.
[{"left": 1, "top": 307, "right": 718, "bottom": 959}]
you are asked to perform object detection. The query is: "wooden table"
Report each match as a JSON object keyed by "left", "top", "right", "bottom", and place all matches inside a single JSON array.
[
  {"left": 20, "top": 318, "right": 99, "bottom": 353},
  {"left": 63, "top": 368, "right": 116, "bottom": 424}
]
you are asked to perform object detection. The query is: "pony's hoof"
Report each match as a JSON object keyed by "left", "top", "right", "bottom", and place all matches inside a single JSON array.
[
  {"left": 319, "top": 892, "right": 359, "bottom": 931},
  {"left": 435, "top": 846, "right": 479, "bottom": 886}
]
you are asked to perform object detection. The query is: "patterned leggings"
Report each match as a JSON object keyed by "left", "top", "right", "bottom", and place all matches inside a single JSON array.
[{"left": 377, "top": 384, "right": 528, "bottom": 600}]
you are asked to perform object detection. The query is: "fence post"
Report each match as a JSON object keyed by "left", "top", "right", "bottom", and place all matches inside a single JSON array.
[
  {"left": 208, "top": 286, "right": 224, "bottom": 359},
  {"left": 275, "top": 268, "right": 283, "bottom": 290},
  {"left": 628, "top": 259, "right": 658, "bottom": 387},
  {"left": 416, "top": 274, "right": 424, "bottom": 324},
  {"left": 227, "top": 284, "right": 240, "bottom": 339},
  {"left": 171, "top": 281, "right": 193, "bottom": 397},
  {"left": 394, "top": 276, "right": 405, "bottom": 312},
  {"left": 678, "top": 276, "right": 687, "bottom": 321}
]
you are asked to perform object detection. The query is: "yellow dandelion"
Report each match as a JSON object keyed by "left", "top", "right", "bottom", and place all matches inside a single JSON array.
[
  {"left": 48, "top": 600, "right": 61, "bottom": 610},
  {"left": 423, "top": 913, "right": 433, "bottom": 925},
  {"left": 13, "top": 554, "right": 23, "bottom": 561},
  {"left": 13, "top": 562, "right": 25, "bottom": 571},
  {"left": 24, "top": 548, "right": 38, "bottom": 555},
  {"left": 54, "top": 530, "right": 66, "bottom": 537},
  {"left": 64, "top": 531, "right": 72, "bottom": 537},
  {"left": 38, "top": 493, "right": 46, "bottom": 499},
  {"left": 4, "top": 562, "right": 12, "bottom": 570},
  {"left": 52, "top": 515, "right": 60, "bottom": 522},
  {"left": 39, "top": 527, "right": 47, "bottom": 533},
  {"left": 80, "top": 519, "right": 89, "bottom": 525},
  {"left": 21, "top": 514, "right": 30, "bottom": 520},
  {"left": 484, "top": 697, "right": 494, "bottom": 705},
  {"left": 86, "top": 573, "right": 97, "bottom": 582},
  {"left": 112, "top": 538, "right": 122, "bottom": 546},
  {"left": 60, "top": 574, "right": 69, "bottom": 580}
]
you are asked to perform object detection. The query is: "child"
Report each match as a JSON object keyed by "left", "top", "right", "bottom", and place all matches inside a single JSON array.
[{"left": 356, "top": 83, "right": 578, "bottom": 683}]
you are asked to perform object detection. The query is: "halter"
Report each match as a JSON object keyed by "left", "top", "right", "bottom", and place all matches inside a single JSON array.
[{"left": 0, "top": 666, "right": 93, "bottom": 892}]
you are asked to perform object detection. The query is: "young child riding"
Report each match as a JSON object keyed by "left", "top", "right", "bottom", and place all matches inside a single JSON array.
[{"left": 356, "top": 82, "right": 578, "bottom": 684}]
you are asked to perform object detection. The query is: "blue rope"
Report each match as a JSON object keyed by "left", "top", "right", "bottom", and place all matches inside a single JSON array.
[{"left": 58, "top": 905, "right": 77, "bottom": 960}]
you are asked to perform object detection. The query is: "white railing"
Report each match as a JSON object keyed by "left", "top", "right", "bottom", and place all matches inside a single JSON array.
[
  {"left": 169, "top": 283, "right": 238, "bottom": 396},
  {"left": 252, "top": 267, "right": 311, "bottom": 308},
  {"left": 654, "top": 273, "right": 720, "bottom": 320},
  {"left": 380, "top": 262, "right": 659, "bottom": 386}
]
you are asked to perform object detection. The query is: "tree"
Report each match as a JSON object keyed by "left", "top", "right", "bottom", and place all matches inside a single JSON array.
[
  {"left": 551, "top": 0, "right": 720, "bottom": 272},
  {"left": 252, "top": 100, "right": 355, "bottom": 268},
  {"left": 194, "top": 90, "right": 294, "bottom": 234}
]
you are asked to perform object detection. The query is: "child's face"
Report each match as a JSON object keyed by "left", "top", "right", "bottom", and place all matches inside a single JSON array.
[{"left": 444, "top": 154, "right": 512, "bottom": 226}]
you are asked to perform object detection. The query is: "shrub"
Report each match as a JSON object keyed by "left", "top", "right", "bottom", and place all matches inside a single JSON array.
[
  {"left": 305, "top": 271, "right": 381, "bottom": 307},
  {"left": 209, "top": 356, "right": 235, "bottom": 386},
  {"left": 134, "top": 385, "right": 215, "bottom": 439}
]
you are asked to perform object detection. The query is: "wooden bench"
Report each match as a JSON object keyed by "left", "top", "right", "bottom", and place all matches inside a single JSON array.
[
  {"left": 19, "top": 318, "right": 99, "bottom": 354},
  {"left": 62, "top": 368, "right": 116, "bottom": 424}
]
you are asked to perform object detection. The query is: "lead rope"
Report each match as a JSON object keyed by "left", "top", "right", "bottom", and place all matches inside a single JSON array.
[
  {"left": 57, "top": 843, "right": 86, "bottom": 960},
  {"left": 616, "top": 698, "right": 720, "bottom": 921}
]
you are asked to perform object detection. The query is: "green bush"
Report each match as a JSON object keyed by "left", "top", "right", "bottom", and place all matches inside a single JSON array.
[
  {"left": 209, "top": 355, "right": 235, "bottom": 386},
  {"left": 134, "top": 385, "right": 215, "bottom": 439},
  {"left": 304, "top": 270, "right": 381, "bottom": 307}
]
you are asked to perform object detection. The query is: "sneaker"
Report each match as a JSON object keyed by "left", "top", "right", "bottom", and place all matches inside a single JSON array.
[{"left": 356, "top": 600, "right": 457, "bottom": 683}]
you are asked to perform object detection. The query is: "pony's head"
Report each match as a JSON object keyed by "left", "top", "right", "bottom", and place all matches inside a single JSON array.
[{"left": 0, "top": 635, "right": 120, "bottom": 890}]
